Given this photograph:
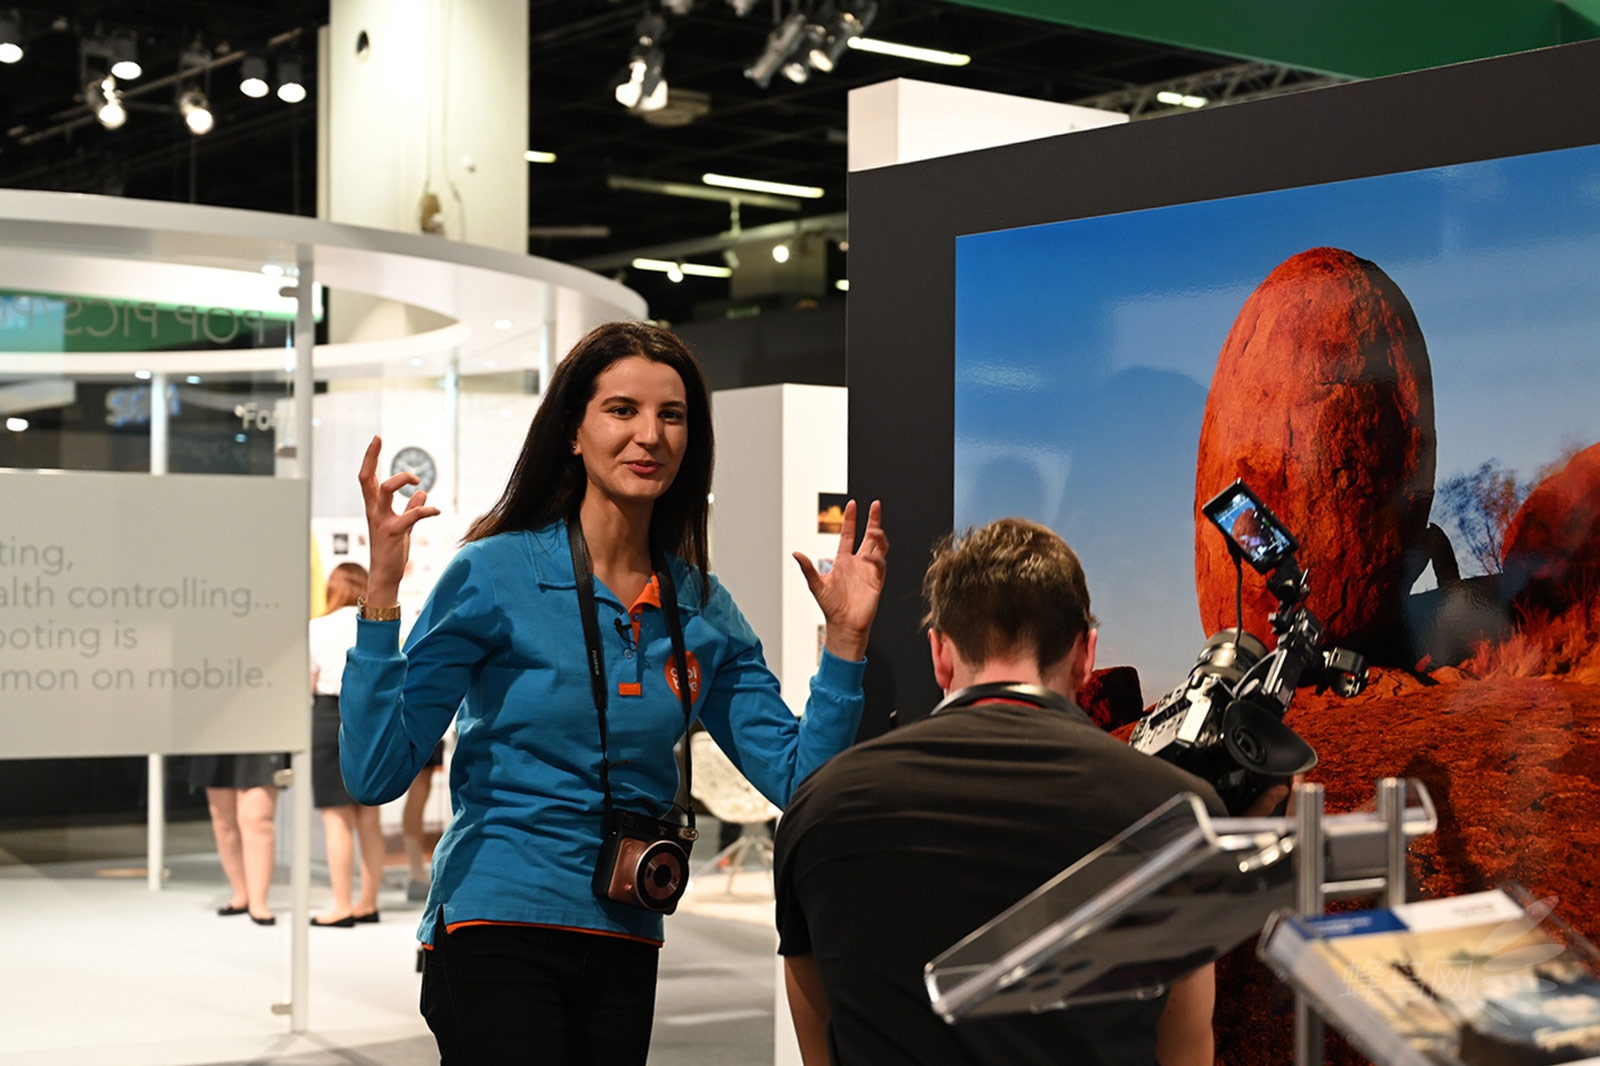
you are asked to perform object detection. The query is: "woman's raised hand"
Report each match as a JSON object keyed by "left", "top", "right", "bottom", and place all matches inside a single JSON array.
[
  {"left": 358, "top": 435, "right": 441, "bottom": 605},
  {"left": 794, "top": 499, "right": 888, "bottom": 662}
]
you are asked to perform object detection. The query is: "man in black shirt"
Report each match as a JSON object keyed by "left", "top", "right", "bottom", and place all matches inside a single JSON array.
[{"left": 773, "top": 518, "right": 1226, "bottom": 1066}]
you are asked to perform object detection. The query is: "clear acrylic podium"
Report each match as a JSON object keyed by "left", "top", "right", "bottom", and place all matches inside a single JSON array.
[{"left": 924, "top": 780, "right": 1438, "bottom": 1030}]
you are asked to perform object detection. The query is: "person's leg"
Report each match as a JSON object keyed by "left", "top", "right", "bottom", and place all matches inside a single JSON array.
[
  {"left": 207, "top": 786, "right": 247, "bottom": 910},
  {"left": 402, "top": 767, "right": 434, "bottom": 893},
  {"left": 421, "top": 924, "right": 658, "bottom": 1066},
  {"left": 237, "top": 785, "right": 278, "bottom": 921},
  {"left": 317, "top": 805, "right": 357, "bottom": 922},
  {"left": 353, "top": 803, "right": 386, "bottom": 918},
  {"left": 573, "top": 934, "right": 660, "bottom": 1066}
]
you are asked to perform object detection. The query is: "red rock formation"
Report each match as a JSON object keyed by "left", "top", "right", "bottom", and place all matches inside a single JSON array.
[
  {"left": 1502, "top": 441, "right": 1600, "bottom": 616},
  {"left": 1195, "top": 247, "right": 1436, "bottom": 661},
  {"left": 1213, "top": 672, "right": 1600, "bottom": 1066}
]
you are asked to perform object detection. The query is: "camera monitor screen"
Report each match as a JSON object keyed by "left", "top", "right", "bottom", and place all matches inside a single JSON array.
[{"left": 1202, "top": 482, "right": 1298, "bottom": 574}]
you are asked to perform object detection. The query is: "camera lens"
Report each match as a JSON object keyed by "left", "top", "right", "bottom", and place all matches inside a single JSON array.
[{"left": 638, "top": 841, "right": 687, "bottom": 908}]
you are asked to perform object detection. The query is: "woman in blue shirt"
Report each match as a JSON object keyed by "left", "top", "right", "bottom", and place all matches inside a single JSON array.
[{"left": 340, "top": 320, "right": 887, "bottom": 1065}]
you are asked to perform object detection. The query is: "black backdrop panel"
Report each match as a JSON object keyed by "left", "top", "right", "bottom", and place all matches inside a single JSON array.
[{"left": 846, "top": 40, "right": 1600, "bottom": 736}]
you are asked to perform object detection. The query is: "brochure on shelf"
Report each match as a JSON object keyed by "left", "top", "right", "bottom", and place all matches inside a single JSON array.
[
  {"left": 924, "top": 781, "right": 1438, "bottom": 1023},
  {"left": 1259, "top": 886, "right": 1600, "bottom": 1066}
]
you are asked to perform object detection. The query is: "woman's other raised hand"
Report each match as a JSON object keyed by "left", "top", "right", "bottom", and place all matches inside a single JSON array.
[
  {"left": 357, "top": 435, "right": 441, "bottom": 607},
  {"left": 794, "top": 499, "right": 888, "bottom": 662}
]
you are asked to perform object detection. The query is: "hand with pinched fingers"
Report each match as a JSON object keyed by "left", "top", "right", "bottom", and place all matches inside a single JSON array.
[
  {"left": 794, "top": 499, "right": 888, "bottom": 663},
  {"left": 358, "top": 435, "right": 440, "bottom": 604}
]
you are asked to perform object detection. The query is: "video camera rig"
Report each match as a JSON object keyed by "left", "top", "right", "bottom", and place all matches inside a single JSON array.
[{"left": 1128, "top": 481, "right": 1368, "bottom": 813}]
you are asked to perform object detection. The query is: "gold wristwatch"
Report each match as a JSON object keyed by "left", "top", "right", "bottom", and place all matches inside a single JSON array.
[{"left": 357, "top": 597, "right": 402, "bottom": 622}]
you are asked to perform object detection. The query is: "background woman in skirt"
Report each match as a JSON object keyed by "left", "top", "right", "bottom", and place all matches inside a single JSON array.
[{"left": 309, "top": 562, "right": 386, "bottom": 927}]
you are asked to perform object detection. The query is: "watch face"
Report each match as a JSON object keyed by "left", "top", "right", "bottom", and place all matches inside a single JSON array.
[{"left": 390, "top": 446, "right": 437, "bottom": 497}]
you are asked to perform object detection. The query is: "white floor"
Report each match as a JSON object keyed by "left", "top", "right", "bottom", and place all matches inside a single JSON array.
[{"left": 0, "top": 831, "right": 778, "bottom": 1066}]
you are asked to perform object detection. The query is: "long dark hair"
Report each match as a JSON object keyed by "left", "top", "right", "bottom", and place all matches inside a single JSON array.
[{"left": 464, "top": 321, "right": 713, "bottom": 588}]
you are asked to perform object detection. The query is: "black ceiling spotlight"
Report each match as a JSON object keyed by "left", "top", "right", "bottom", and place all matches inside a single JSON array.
[
  {"left": 80, "top": 28, "right": 142, "bottom": 83},
  {"left": 808, "top": 0, "right": 877, "bottom": 73},
  {"left": 79, "top": 29, "right": 130, "bottom": 129},
  {"left": 108, "top": 29, "right": 141, "bottom": 80},
  {"left": 725, "top": 0, "right": 758, "bottom": 15},
  {"left": 238, "top": 52, "right": 270, "bottom": 98},
  {"left": 0, "top": 10, "right": 19, "bottom": 65},
  {"left": 745, "top": 9, "right": 808, "bottom": 88},
  {"left": 84, "top": 74, "right": 126, "bottom": 129},
  {"left": 614, "top": 12, "right": 669, "bottom": 112},
  {"left": 784, "top": 18, "right": 828, "bottom": 84},
  {"left": 276, "top": 51, "right": 307, "bottom": 103},
  {"left": 178, "top": 40, "right": 214, "bottom": 135}
]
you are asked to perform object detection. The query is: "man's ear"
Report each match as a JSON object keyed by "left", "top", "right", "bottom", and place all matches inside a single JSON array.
[
  {"left": 928, "top": 629, "right": 956, "bottom": 692},
  {"left": 1070, "top": 627, "right": 1099, "bottom": 693}
]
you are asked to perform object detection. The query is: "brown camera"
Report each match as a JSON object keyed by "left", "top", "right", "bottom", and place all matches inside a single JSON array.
[{"left": 593, "top": 809, "right": 698, "bottom": 914}]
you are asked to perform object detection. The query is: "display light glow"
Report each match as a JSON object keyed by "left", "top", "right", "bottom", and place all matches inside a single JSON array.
[
  {"left": 847, "top": 37, "right": 969, "bottom": 65},
  {"left": 702, "top": 173, "right": 824, "bottom": 199},
  {"left": 631, "top": 257, "right": 733, "bottom": 278}
]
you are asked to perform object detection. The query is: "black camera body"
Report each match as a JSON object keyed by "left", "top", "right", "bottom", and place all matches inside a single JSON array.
[
  {"left": 1129, "top": 481, "right": 1368, "bottom": 814},
  {"left": 594, "top": 808, "right": 699, "bottom": 914}
]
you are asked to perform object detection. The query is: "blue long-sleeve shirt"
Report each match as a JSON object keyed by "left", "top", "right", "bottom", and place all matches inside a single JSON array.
[{"left": 340, "top": 521, "right": 866, "bottom": 944}]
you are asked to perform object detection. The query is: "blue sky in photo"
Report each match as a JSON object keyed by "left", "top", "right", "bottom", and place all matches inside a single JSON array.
[{"left": 954, "top": 142, "right": 1600, "bottom": 689}]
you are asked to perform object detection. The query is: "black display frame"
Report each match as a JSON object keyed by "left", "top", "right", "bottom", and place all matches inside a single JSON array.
[{"left": 845, "top": 40, "right": 1600, "bottom": 735}]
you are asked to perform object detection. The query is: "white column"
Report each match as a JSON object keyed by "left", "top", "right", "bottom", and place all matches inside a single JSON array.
[
  {"left": 147, "top": 372, "right": 169, "bottom": 892},
  {"left": 286, "top": 243, "right": 317, "bottom": 1033}
]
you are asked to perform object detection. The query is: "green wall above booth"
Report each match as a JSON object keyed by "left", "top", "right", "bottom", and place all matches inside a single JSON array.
[{"left": 947, "top": 0, "right": 1600, "bottom": 78}]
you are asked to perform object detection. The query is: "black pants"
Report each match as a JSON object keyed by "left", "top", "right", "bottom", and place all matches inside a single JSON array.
[{"left": 421, "top": 916, "right": 661, "bottom": 1065}]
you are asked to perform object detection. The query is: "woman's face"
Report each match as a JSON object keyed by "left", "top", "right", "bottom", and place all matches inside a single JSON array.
[{"left": 572, "top": 355, "right": 689, "bottom": 514}]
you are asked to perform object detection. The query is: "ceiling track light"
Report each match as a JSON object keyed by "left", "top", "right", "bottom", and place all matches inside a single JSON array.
[
  {"left": 239, "top": 53, "right": 269, "bottom": 98},
  {"left": 614, "top": 13, "right": 669, "bottom": 112},
  {"left": 276, "top": 52, "right": 306, "bottom": 103},
  {"left": 810, "top": 0, "right": 877, "bottom": 73},
  {"left": 0, "top": 12, "right": 22, "bottom": 65},
  {"left": 86, "top": 75, "right": 126, "bottom": 129},
  {"left": 745, "top": 10, "right": 808, "bottom": 89},
  {"left": 179, "top": 87, "right": 214, "bottom": 135},
  {"left": 109, "top": 30, "right": 141, "bottom": 80}
]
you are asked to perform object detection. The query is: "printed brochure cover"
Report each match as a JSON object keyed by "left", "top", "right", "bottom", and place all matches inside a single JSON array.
[{"left": 1261, "top": 888, "right": 1600, "bottom": 1066}]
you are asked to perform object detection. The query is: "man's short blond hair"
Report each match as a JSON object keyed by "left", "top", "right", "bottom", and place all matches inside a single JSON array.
[{"left": 921, "top": 517, "right": 1095, "bottom": 671}]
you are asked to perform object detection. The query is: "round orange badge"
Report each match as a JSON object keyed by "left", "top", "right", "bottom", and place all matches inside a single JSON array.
[{"left": 665, "top": 652, "right": 702, "bottom": 702}]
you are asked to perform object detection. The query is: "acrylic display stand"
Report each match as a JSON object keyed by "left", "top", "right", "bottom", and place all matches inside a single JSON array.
[{"left": 923, "top": 778, "right": 1437, "bottom": 1037}]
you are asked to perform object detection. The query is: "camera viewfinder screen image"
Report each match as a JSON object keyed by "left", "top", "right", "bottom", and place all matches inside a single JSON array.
[{"left": 1205, "top": 488, "right": 1295, "bottom": 574}]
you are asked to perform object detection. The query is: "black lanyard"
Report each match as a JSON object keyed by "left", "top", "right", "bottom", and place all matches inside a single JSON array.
[{"left": 567, "top": 513, "right": 696, "bottom": 826}]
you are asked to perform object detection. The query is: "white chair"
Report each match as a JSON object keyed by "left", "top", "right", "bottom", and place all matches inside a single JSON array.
[{"left": 689, "top": 730, "right": 781, "bottom": 894}]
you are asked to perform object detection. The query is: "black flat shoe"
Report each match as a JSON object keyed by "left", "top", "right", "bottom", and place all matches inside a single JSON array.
[
  {"left": 354, "top": 910, "right": 380, "bottom": 924},
  {"left": 311, "top": 914, "right": 356, "bottom": 928},
  {"left": 251, "top": 914, "right": 277, "bottom": 926},
  {"left": 217, "top": 904, "right": 248, "bottom": 917}
]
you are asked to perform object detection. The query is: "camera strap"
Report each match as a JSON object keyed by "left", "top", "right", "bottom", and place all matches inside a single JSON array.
[
  {"left": 567, "top": 514, "right": 696, "bottom": 830},
  {"left": 929, "top": 681, "right": 1093, "bottom": 725}
]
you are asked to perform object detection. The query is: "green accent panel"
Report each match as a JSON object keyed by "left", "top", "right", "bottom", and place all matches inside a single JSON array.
[
  {"left": 0, "top": 291, "right": 295, "bottom": 354},
  {"left": 1561, "top": 0, "right": 1600, "bottom": 38},
  {"left": 946, "top": 1, "right": 1598, "bottom": 78}
]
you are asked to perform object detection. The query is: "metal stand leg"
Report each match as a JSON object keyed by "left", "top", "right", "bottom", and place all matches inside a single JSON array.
[
  {"left": 1294, "top": 782, "right": 1326, "bottom": 1066},
  {"left": 1376, "top": 777, "right": 1408, "bottom": 908}
]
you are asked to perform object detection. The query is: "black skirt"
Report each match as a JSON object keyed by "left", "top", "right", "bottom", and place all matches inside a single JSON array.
[
  {"left": 187, "top": 751, "right": 288, "bottom": 792},
  {"left": 312, "top": 693, "right": 358, "bottom": 809}
]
